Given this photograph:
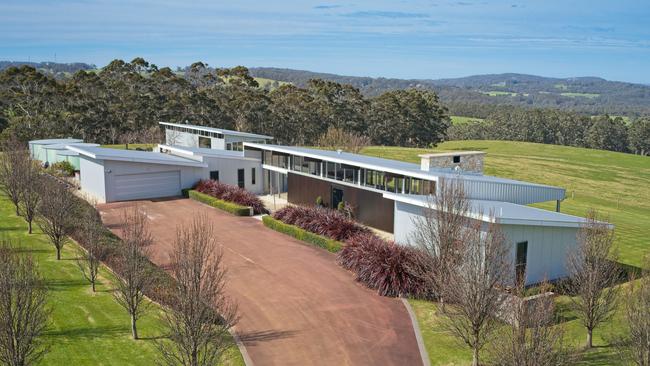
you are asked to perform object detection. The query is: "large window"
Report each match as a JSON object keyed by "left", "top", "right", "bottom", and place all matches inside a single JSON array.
[{"left": 199, "top": 136, "right": 211, "bottom": 149}]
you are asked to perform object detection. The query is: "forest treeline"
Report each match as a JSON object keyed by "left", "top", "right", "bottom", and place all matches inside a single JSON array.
[
  {"left": 0, "top": 58, "right": 449, "bottom": 148},
  {"left": 449, "top": 107, "right": 650, "bottom": 155},
  {"left": 0, "top": 58, "right": 648, "bottom": 155}
]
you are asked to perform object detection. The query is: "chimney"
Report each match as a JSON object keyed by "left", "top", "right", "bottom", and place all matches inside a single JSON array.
[{"left": 418, "top": 151, "right": 486, "bottom": 174}]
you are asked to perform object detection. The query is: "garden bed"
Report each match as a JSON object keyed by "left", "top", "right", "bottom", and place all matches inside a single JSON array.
[
  {"left": 189, "top": 190, "right": 253, "bottom": 216},
  {"left": 262, "top": 215, "right": 343, "bottom": 253},
  {"left": 194, "top": 179, "right": 267, "bottom": 214}
]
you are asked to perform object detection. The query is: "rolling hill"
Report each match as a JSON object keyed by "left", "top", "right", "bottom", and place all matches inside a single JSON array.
[{"left": 250, "top": 67, "right": 650, "bottom": 116}]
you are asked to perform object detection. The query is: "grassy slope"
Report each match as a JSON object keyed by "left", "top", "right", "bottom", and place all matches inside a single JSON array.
[
  {"left": 0, "top": 195, "right": 244, "bottom": 366},
  {"left": 361, "top": 141, "right": 649, "bottom": 365},
  {"left": 100, "top": 143, "right": 156, "bottom": 150},
  {"left": 450, "top": 116, "right": 485, "bottom": 125}
]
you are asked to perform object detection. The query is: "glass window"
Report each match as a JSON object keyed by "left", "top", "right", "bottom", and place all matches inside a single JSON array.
[
  {"left": 251, "top": 168, "right": 256, "bottom": 184},
  {"left": 210, "top": 171, "right": 219, "bottom": 181},
  {"left": 326, "top": 162, "right": 336, "bottom": 179}
]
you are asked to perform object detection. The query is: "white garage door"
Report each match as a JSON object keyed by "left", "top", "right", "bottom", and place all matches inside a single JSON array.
[{"left": 113, "top": 170, "right": 181, "bottom": 201}]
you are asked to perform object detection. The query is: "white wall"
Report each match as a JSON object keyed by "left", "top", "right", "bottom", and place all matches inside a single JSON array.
[
  {"left": 79, "top": 156, "right": 107, "bottom": 203},
  {"left": 393, "top": 201, "right": 578, "bottom": 284},
  {"left": 202, "top": 155, "right": 263, "bottom": 194}
]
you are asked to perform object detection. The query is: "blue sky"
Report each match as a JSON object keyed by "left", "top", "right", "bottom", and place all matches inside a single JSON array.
[{"left": 1, "top": 0, "right": 649, "bottom": 83}]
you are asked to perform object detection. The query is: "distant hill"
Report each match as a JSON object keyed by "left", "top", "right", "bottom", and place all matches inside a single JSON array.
[
  {"left": 250, "top": 67, "right": 650, "bottom": 116},
  {"left": 0, "top": 61, "right": 96, "bottom": 78}
]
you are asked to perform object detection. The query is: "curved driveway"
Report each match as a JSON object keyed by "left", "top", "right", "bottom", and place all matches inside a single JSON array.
[{"left": 97, "top": 198, "right": 422, "bottom": 366}]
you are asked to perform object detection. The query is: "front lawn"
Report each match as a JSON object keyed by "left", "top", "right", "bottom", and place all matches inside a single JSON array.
[{"left": 0, "top": 194, "right": 244, "bottom": 366}]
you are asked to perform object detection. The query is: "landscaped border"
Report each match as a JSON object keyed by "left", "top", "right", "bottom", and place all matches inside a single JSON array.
[
  {"left": 189, "top": 190, "right": 253, "bottom": 216},
  {"left": 262, "top": 215, "right": 343, "bottom": 253}
]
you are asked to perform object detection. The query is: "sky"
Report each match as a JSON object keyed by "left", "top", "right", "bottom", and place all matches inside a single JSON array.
[{"left": 1, "top": 0, "right": 649, "bottom": 83}]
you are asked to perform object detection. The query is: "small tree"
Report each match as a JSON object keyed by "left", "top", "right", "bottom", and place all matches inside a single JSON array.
[
  {"left": 76, "top": 209, "right": 108, "bottom": 292},
  {"left": 36, "top": 179, "right": 79, "bottom": 260},
  {"left": 0, "top": 137, "right": 30, "bottom": 215},
  {"left": 440, "top": 215, "right": 511, "bottom": 366},
  {"left": 17, "top": 161, "right": 42, "bottom": 234},
  {"left": 488, "top": 283, "right": 572, "bottom": 366},
  {"left": 317, "top": 126, "right": 371, "bottom": 153},
  {"left": 113, "top": 205, "right": 154, "bottom": 340},
  {"left": 0, "top": 239, "right": 49, "bottom": 366},
  {"left": 410, "top": 178, "right": 469, "bottom": 309},
  {"left": 157, "top": 215, "right": 238, "bottom": 366},
  {"left": 613, "top": 261, "right": 650, "bottom": 365},
  {"left": 565, "top": 209, "right": 620, "bottom": 348}
]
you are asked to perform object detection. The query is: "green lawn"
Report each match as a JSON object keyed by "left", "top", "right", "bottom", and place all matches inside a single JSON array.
[
  {"left": 450, "top": 116, "right": 485, "bottom": 125},
  {"left": 0, "top": 195, "right": 244, "bottom": 366},
  {"left": 481, "top": 90, "right": 518, "bottom": 97},
  {"left": 101, "top": 143, "right": 156, "bottom": 150},
  {"left": 361, "top": 141, "right": 648, "bottom": 365},
  {"left": 561, "top": 92, "right": 600, "bottom": 99}
]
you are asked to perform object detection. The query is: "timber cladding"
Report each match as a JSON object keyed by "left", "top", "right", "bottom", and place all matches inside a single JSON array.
[{"left": 287, "top": 172, "right": 395, "bottom": 233}]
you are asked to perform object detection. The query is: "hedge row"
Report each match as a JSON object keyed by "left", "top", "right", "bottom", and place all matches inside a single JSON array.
[
  {"left": 262, "top": 215, "right": 343, "bottom": 253},
  {"left": 69, "top": 194, "right": 177, "bottom": 306},
  {"left": 194, "top": 179, "right": 267, "bottom": 214},
  {"left": 189, "top": 190, "right": 252, "bottom": 216}
]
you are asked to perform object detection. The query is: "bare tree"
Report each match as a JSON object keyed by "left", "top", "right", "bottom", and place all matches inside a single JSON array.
[
  {"left": 166, "top": 127, "right": 182, "bottom": 146},
  {"left": 113, "top": 205, "right": 154, "bottom": 339},
  {"left": 317, "top": 126, "right": 371, "bottom": 154},
  {"left": 141, "top": 126, "right": 163, "bottom": 146},
  {"left": 36, "top": 179, "right": 79, "bottom": 260},
  {"left": 488, "top": 283, "right": 572, "bottom": 366},
  {"left": 565, "top": 209, "right": 620, "bottom": 349},
  {"left": 440, "top": 215, "right": 511, "bottom": 366},
  {"left": 17, "top": 160, "right": 42, "bottom": 234},
  {"left": 76, "top": 208, "right": 108, "bottom": 292},
  {"left": 410, "top": 178, "right": 469, "bottom": 309},
  {"left": 157, "top": 215, "right": 238, "bottom": 366},
  {"left": 0, "top": 137, "right": 30, "bottom": 215},
  {"left": 0, "top": 239, "right": 49, "bottom": 366},
  {"left": 612, "top": 261, "right": 650, "bottom": 365}
]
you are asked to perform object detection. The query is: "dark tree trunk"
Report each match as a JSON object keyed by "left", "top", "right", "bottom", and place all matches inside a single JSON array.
[
  {"left": 56, "top": 247, "right": 61, "bottom": 260},
  {"left": 131, "top": 313, "right": 138, "bottom": 339}
]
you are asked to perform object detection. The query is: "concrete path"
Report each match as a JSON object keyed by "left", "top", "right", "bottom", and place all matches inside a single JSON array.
[{"left": 97, "top": 198, "right": 422, "bottom": 366}]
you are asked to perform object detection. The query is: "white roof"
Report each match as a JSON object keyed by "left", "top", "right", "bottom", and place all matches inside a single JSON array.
[
  {"left": 244, "top": 143, "right": 559, "bottom": 188},
  {"left": 67, "top": 146, "right": 207, "bottom": 168},
  {"left": 385, "top": 192, "right": 610, "bottom": 229},
  {"left": 159, "top": 121, "right": 273, "bottom": 140},
  {"left": 43, "top": 143, "right": 99, "bottom": 150},
  {"left": 29, "top": 138, "right": 83, "bottom": 145},
  {"left": 159, "top": 144, "right": 245, "bottom": 157}
]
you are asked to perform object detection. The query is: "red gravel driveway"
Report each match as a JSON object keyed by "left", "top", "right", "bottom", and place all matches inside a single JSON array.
[{"left": 97, "top": 198, "right": 422, "bottom": 366}]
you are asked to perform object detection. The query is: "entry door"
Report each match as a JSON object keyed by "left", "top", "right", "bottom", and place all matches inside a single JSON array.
[
  {"left": 331, "top": 187, "right": 344, "bottom": 209},
  {"left": 515, "top": 241, "right": 528, "bottom": 286},
  {"left": 237, "top": 169, "right": 245, "bottom": 189}
]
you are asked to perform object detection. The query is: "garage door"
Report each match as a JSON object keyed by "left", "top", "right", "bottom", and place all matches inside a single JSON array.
[{"left": 113, "top": 170, "right": 181, "bottom": 201}]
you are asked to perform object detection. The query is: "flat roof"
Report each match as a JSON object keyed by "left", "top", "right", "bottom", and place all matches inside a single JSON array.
[
  {"left": 67, "top": 146, "right": 207, "bottom": 168},
  {"left": 29, "top": 138, "right": 83, "bottom": 145},
  {"left": 159, "top": 121, "right": 273, "bottom": 140},
  {"left": 43, "top": 143, "right": 99, "bottom": 150},
  {"left": 384, "top": 192, "right": 608, "bottom": 229},
  {"left": 159, "top": 144, "right": 246, "bottom": 157},
  {"left": 244, "top": 143, "right": 559, "bottom": 188},
  {"left": 418, "top": 151, "right": 486, "bottom": 158}
]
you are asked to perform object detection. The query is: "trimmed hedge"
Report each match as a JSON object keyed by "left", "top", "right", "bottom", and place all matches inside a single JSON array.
[
  {"left": 189, "top": 190, "right": 252, "bottom": 216},
  {"left": 194, "top": 179, "right": 267, "bottom": 214},
  {"left": 262, "top": 215, "right": 343, "bottom": 253}
]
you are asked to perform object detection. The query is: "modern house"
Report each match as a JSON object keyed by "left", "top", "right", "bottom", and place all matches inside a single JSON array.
[
  {"left": 30, "top": 121, "right": 603, "bottom": 285},
  {"left": 160, "top": 121, "right": 272, "bottom": 151}
]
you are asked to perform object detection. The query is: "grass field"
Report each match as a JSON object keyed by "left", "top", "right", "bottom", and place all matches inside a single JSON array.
[
  {"left": 482, "top": 90, "right": 519, "bottom": 97},
  {"left": 101, "top": 143, "right": 156, "bottom": 150},
  {"left": 561, "top": 92, "right": 600, "bottom": 99},
  {"left": 450, "top": 115, "right": 485, "bottom": 125},
  {"left": 0, "top": 195, "right": 244, "bottom": 366},
  {"left": 361, "top": 141, "right": 648, "bottom": 365}
]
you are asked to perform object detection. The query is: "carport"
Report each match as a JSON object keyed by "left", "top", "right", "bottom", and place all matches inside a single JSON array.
[{"left": 68, "top": 146, "right": 207, "bottom": 203}]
